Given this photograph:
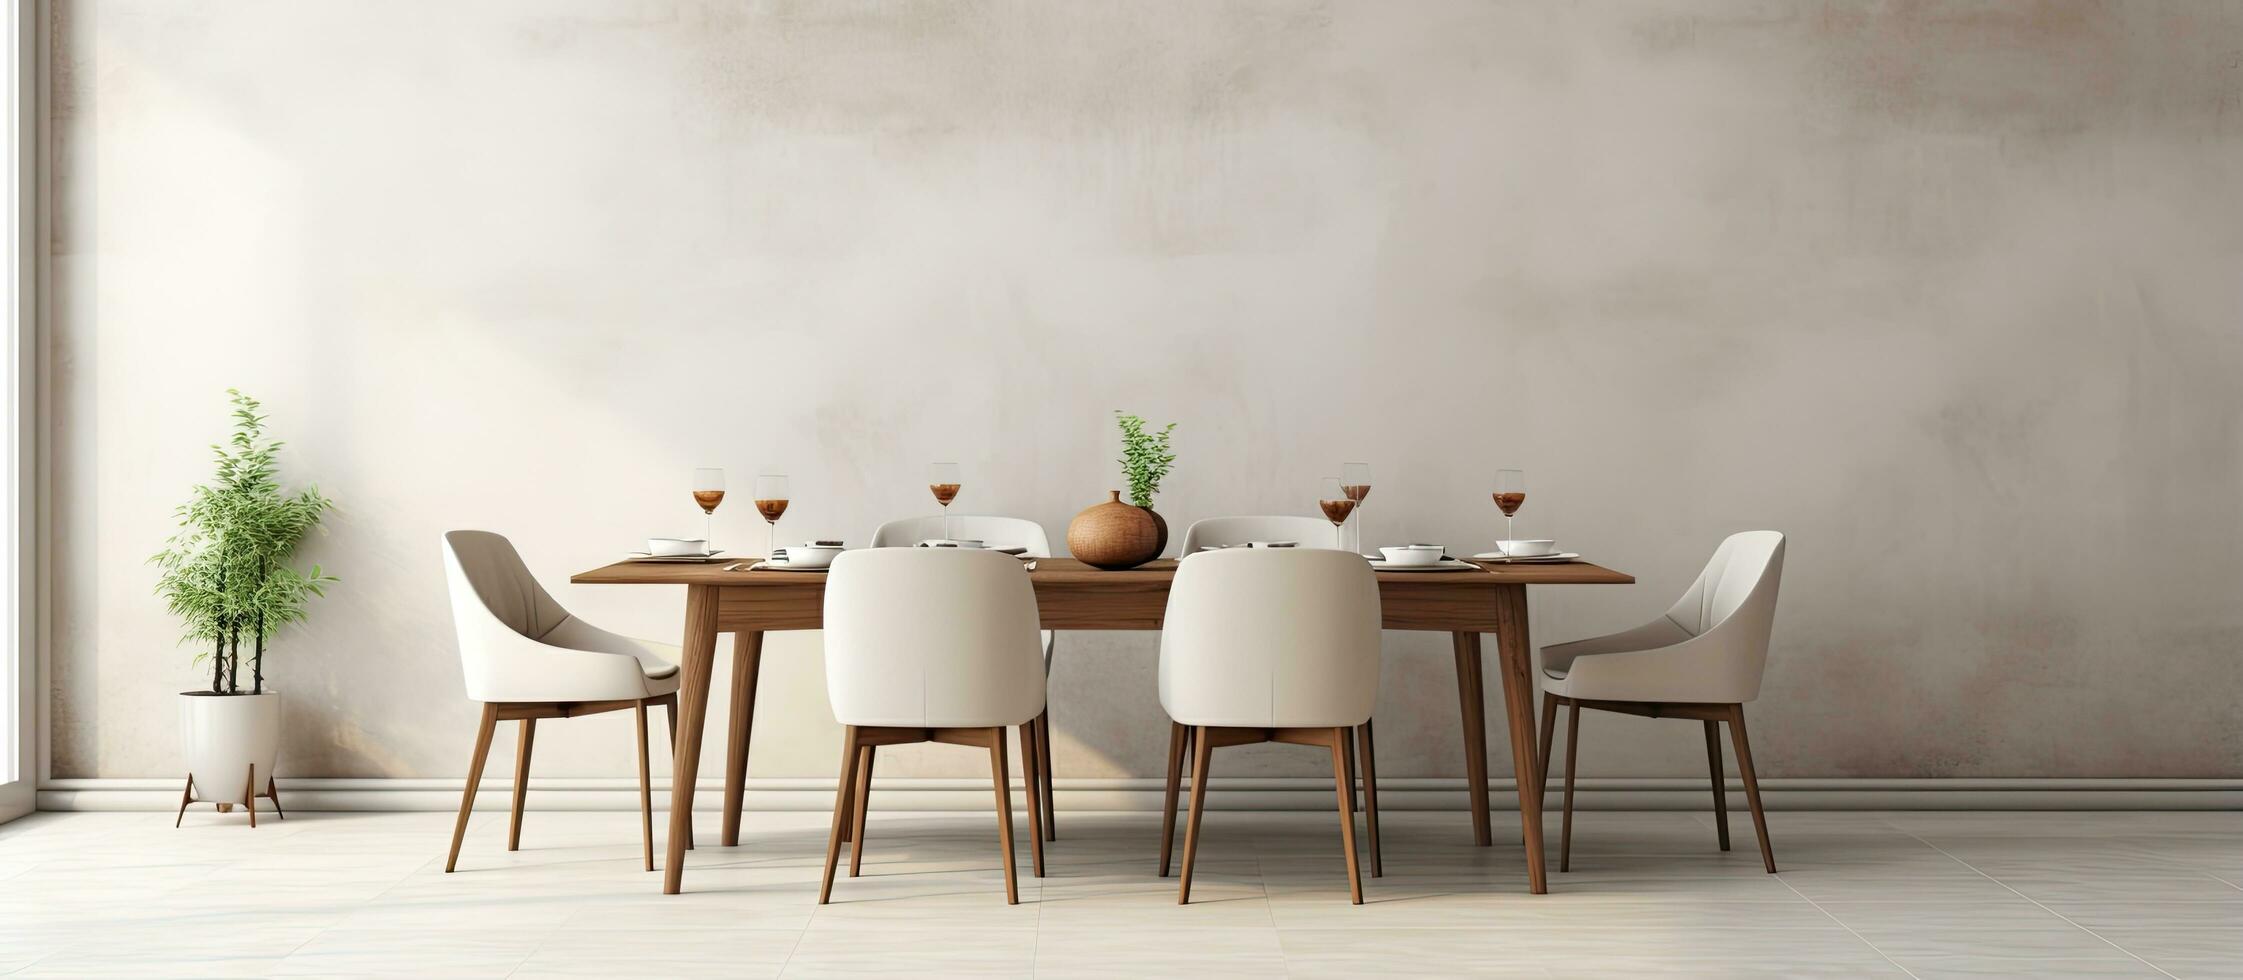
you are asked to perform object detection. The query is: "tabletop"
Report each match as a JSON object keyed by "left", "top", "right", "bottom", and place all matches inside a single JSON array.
[{"left": 570, "top": 555, "right": 1635, "bottom": 587}]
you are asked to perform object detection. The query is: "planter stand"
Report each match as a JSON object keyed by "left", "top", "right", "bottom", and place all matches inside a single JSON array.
[{"left": 174, "top": 764, "right": 285, "bottom": 828}]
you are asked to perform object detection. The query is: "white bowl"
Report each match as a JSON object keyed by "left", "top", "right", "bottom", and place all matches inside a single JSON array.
[
  {"left": 647, "top": 537, "right": 709, "bottom": 557},
  {"left": 920, "top": 538, "right": 986, "bottom": 549},
  {"left": 1378, "top": 545, "right": 1445, "bottom": 567},
  {"left": 1497, "top": 539, "right": 1558, "bottom": 558},
  {"left": 777, "top": 543, "right": 842, "bottom": 568}
]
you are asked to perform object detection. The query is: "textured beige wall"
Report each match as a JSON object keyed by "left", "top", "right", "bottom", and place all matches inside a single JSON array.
[{"left": 48, "top": 1, "right": 2243, "bottom": 784}]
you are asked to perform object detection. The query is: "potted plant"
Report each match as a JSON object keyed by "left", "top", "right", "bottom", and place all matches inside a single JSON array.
[
  {"left": 1066, "top": 412, "right": 1178, "bottom": 569},
  {"left": 151, "top": 390, "right": 335, "bottom": 823},
  {"left": 1116, "top": 412, "right": 1177, "bottom": 553}
]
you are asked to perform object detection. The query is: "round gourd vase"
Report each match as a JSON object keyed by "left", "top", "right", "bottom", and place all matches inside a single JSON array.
[{"left": 1068, "top": 490, "right": 1163, "bottom": 570}]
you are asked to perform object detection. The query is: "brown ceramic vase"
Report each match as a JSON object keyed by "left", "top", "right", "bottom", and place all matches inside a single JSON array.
[{"left": 1067, "top": 490, "right": 1163, "bottom": 570}]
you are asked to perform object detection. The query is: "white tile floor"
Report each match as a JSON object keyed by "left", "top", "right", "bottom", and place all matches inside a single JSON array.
[{"left": 2, "top": 808, "right": 2237, "bottom": 978}]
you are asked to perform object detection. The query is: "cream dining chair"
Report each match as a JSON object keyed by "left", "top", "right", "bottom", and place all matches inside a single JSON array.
[
  {"left": 820, "top": 547, "right": 1048, "bottom": 905},
  {"left": 1159, "top": 547, "right": 1383, "bottom": 904},
  {"left": 1175, "top": 515, "right": 1343, "bottom": 555},
  {"left": 1537, "top": 530, "right": 1787, "bottom": 873},
  {"left": 868, "top": 516, "right": 1058, "bottom": 841},
  {"left": 440, "top": 530, "right": 684, "bottom": 873}
]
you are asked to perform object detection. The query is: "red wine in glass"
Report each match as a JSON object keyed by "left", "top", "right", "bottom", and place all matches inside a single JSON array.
[
  {"left": 1493, "top": 468, "right": 1525, "bottom": 546},
  {"left": 929, "top": 463, "right": 961, "bottom": 540},
  {"left": 692, "top": 468, "right": 724, "bottom": 552},
  {"left": 753, "top": 474, "right": 790, "bottom": 558}
]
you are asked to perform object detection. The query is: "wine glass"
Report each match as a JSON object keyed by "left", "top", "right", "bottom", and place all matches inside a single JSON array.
[
  {"left": 753, "top": 474, "right": 791, "bottom": 560},
  {"left": 1341, "top": 462, "right": 1372, "bottom": 556},
  {"left": 1318, "top": 477, "right": 1357, "bottom": 547},
  {"left": 928, "top": 462, "right": 961, "bottom": 542},
  {"left": 692, "top": 468, "right": 725, "bottom": 553},
  {"left": 1493, "top": 468, "right": 1526, "bottom": 549}
]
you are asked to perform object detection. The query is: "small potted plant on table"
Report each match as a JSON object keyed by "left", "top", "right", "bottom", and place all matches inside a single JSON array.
[
  {"left": 152, "top": 390, "right": 335, "bottom": 826},
  {"left": 1066, "top": 412, "right": 1178, "bottom": 569}
]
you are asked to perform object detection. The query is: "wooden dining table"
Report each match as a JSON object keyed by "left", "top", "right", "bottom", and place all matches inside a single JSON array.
[{"left": 571, "top": 554, "right": 1633, "bottom": 895}]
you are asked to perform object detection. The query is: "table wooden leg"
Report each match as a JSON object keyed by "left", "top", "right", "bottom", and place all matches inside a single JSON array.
[
  {"left": 661, "top": 585, "right": 720, "bottom": 894},
  {"left": 721, "top": 631, "right": 764, "bottom": 847},
  {"left": 1491, "top": 583, "right": 1549, "bottom": 894},
  {"left": 1450, "top": 632, "right": 1492, "bottom": 847},
  {"left": 662, "top": 698, "right": 692, "bottom": 851}
]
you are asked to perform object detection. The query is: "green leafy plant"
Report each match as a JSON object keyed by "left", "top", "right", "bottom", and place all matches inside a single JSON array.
[
  {"left": 151, "top": 390, "right": 337, "bottom": 695},
  {"left": 1115, "top": 411, "right": 1177, "bottom": 508}
]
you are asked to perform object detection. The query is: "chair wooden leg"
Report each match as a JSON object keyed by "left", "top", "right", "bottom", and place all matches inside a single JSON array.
[
  {"left": 1342, "top": 729, "right": 1359, "bottom": 813},
  {"left": 1176, "top": 726, "right": 1215, "bottom": 905},
  {"left": 1357, "top": 720, "right": 1382, "bottom": 878},
  {"left": 1339, "top": 726, "right": 1359, "bottom": 835},
  {"left": 244, "top": 764, "right": 258, "bottom": 829},
  {"left": 446, "top": 703, "right": 499, "bottom": 872},
  {"left": 1726, "top": 704, "right": 1776, "bottom": 873},
  {"left": 508, "top": 718, "right": 536, "bottom": 851},
  {"left": 1329, "top": 727, "right": 1364, "bottom": 905},
  {"left": 819, "top": 727, "right": 862, "bottom": 904},
  {"left": 1159, "top": 721, "right": 1186, "bottom": 877},
  {"left": 985, "top": 726, "right": 1020, "bottom": 905},
  {"left": 664, "top": 698, "right": 692, "bottom": 850},
  {"left": 1560, "top": 701, "right": 1580, "bottom": 873},
  {"left": 1016, "top": 722, "right": 1040, "bottom": 843},
  {"left": 266, "top": 776, "right": 285, "bottom": 820},
  {"left": 636, "top": 701, "right": 655, "bottom": 872},
  {"left": 848, "top": 745, "right": 874, "bottom": 877},
  {"left": 1037, "top": 709, "right": 1057, "bottom": 841},
  {"left": 174, "top": 775, "right": 195, "bottom": 828},
  {"left": 1537, "top": 691, "right": 1558, "bottom": 794},
  {"left": 1705, "top": 718, "right": 1730, "bottom": 852},
  {"left": 1019, "top": 721, "right": 1045, "bottom": 878}
]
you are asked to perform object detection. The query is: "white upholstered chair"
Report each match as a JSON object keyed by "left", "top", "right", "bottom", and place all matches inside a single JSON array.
[
  {"left": 440, "top": 530, "right": 683, "bottom": 873},
  {"left": 820, "top": 547, "right": 1048, "bottom": 904},
  {"left": 1158, "top": 548, "right": 1383, "bottom": 904},
  {"left": 868, "top": 516, "right": 1060, "bottom": 841},
  {"left": 1538, "top": 530, "right": 1787, "bottom": 873},
  {"left": 1176, "top": 515, "right": 1343, "bottom": 555}
]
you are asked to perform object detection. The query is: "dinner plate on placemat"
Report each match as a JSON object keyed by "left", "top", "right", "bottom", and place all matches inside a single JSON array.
[
  {"left": 625, "top": 552, "right": 731, "bottom": 563},
  {"left": 1470, "top": 552, "right": 1581, "bottom": 563},
  {"left": 1369, "top": 558, "right": 1484, "bottom": 572}
]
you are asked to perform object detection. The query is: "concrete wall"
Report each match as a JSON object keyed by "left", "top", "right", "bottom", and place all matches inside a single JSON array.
[{"left": 48, "top": 1, "right": 2243, "bottom": 785}]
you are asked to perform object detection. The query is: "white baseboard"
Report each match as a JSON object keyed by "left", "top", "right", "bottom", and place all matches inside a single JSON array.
[{"left": 37, "top": 777, "right": 2242, "bottom": 812}]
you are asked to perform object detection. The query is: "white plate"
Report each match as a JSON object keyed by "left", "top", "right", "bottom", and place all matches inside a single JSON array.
[
  {"left": 1470, "top": 551, "right": 1581, "bottom": 563},
  {"left": 1369, "top": 558, "right": 1483, "bottom": 572},
  {"left": 625, "top": 552, "right": 729, "bottom": 563}
]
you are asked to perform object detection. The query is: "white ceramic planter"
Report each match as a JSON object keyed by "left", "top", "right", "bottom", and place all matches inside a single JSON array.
[{"left": 178, "top": 691, "right": 282, "bottom": 806}]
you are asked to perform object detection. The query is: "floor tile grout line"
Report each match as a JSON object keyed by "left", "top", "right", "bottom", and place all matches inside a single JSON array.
[
  {"left": 1904, "top": 831, "right": 2181, "bottom": 979},
  {"left": 267, "top": 930, "right": 329, "bottom": 977},
  {"left": 1256, "top": 852, "right": 1295, "bottom": 980},
  {"left": 271, "top": 848, "right": 446, "bottom": 974},
  {"left": 1028, "top": 842, "right": 1044, "bottom": 980},
  {"left": 494, "top": 928, "right": 557, "bottom": 980},
  {"left": 773, "top": 923, "right": 809, "bottom": 979},
  {"left": 5, "top": 950, "right": 58, "bottom": 977},
  {"left": 1774, "top": 875, "right": 1923, "bottom": 980}
]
